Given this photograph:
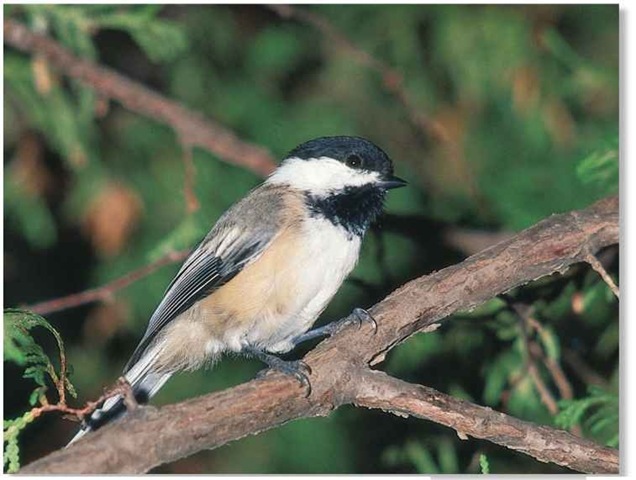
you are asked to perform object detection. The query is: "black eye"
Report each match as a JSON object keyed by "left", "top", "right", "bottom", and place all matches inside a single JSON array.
[{"left": 345, "top": 154, "right": 363, "bottom": 169}]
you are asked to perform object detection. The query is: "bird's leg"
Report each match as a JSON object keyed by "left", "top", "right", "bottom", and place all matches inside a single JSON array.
[
  {"left": 243, "top": 309, "right": 376, "bottom": 396},
  {"left": 245, "top": 348, "right": 312, "bottom": 396},
  {"left": 292, "top": 307, "right": 378, "bottom": 346}
]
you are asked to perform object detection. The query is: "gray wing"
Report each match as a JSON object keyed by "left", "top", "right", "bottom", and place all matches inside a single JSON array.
[{"left": 124, "top": 184, "right": 287, "bottom": 371}]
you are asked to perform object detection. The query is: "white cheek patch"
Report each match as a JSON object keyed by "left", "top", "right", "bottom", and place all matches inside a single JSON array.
[{"left": 267, "top": 156, "right": 381, "bottom": 194}]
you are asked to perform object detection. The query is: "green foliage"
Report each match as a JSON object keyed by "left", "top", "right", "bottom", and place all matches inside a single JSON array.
[
  {"left": 20, "top": 5, "right": 188, "bottom": 62},
  {"left": 576, "top": 136, "right": 619, "bottom": 195},
  {"left": 4, "top": 412, "right": 36, "bottom": 473},
  {"left": 4, "top": 53, "right": 95, "bottom": 171},
  {"left": 3, "top": 175, "right": 57, "bottom": 249},
  {"left": 480, "top": 453, "right": 490, "bottom": 474},
  {"left": 147, "top": 214, "right": 206, "bottom": 261},
  {"left": 556, "top": 387, "right": 618, "bottom": 447},
  {"left": 91, "top": 6, "right": 189, "bottom": 63},
  {"left": 245, "top": 26, "right": 305, "bottom": 81},
  {"left": 5, "top": 309, "right": 61, "bottom": 371},
  {"left": 4, "top": 5, "right": 189, "bottom": 251},
  {"left": 383, "top": 437, "right": 460, "bottom": 474},
  {"left": 3, "top": 309, "right": 76, "bottom": 472},
  {"left": 434, "top": 6, "right": 532, "bottom": 102}
]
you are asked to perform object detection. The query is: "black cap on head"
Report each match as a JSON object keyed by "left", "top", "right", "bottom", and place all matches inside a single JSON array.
[{"left": 286, "top": 136, "right": 395, "bottom": 177}]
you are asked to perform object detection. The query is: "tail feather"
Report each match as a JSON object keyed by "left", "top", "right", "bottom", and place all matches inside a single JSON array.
[{"left": 67, "top": 347, "right": 171, "bottom": 446}]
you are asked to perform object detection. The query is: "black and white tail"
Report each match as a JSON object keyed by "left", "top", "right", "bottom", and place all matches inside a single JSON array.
[{"left": 67, "top": 346, "right": 171, "bottom": 445}]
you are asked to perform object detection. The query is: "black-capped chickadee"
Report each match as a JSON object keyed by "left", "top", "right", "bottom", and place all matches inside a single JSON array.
[{"left": 69, "top": 136, "right": 406, "bottom": 444}]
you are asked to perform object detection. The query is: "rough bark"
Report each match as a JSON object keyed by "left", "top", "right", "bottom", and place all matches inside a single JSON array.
[{"left": 353, "top": 369, "right": 619, "bottom": 474}]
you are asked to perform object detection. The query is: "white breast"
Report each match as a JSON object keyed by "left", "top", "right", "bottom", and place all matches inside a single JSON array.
[{"left": 242, "top": 216, "right": 361, "bottom": 353}]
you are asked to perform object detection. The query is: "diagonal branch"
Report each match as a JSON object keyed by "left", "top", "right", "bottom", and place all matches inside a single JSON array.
[
  {"left": 24, "top": 250, "right": 190, "bottom": 315},
  {"left": 585, "top": 251, "right": 620, "bottom": 298},
  {"left": 268, "top": 4, "right": 449, "bottom": 143},
  {"left": 19, "top": 196, "right": 619, "bottom": 474},
  {"left": 3, "top": 19, "right": 277, "bottom": 177},
  {"left": 352, "top": 369, "right": 618, "bottom": 474}
]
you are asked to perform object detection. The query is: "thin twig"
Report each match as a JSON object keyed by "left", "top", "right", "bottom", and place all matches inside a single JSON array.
[
  {"left": 514, "top": 307, "right": 582, "bottom": 435},
  {"left": 585, "top": 251, "right": 619, "bottom": 298},
  {"left": 526, "top": 317, "right": 574, "bottom": 401},
  {"left": 562, "top": 348, "right": 610, "bottom": 389},
  {"left": 542, "top": 355, "right": 574, "bottom": 401},
  {"left": 526, "top": 350, "right": 560, "bottom": 415},
  {"left": 267, "top": 4, "right": 449, "bottom": 143},
  {"left": 511, "top": 304, "right": 559, "bottom": 415},
  {"left": 31, "top": 378, "right": 133, "bottom": 423},
  {"left": 57, "top": 345, "right": 68, "bottom": 406},
  {"left": 3, "top": 19, "right": 277, "bottom": 177},
  {"left": 24, "top": 250, "right": 190, "bottom": 315}
]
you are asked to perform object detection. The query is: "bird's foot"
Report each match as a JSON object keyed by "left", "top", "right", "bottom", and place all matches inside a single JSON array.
[
  {"left": 247, "top": 349, "right": 312, "bottom": 396},
  {"left": 293, "top": 307, "right": 378, "bottom": 346}
]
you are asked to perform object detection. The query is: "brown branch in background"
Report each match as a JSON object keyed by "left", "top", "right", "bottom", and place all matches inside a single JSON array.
[
  {"left": 585, "top": 251, "right": 619, "bottom": 298},
  {"left": 24, "top": 250, "right": 189, "bottom": 316},
  {"left": 562, "top": 348, "right": 610, "bottom": 389},
  {"left": 511, "top": 304, "right": 581, "bottom": 435},
  {"left": 527, "top": 359, "right": 559, "bottom": 414},
  {"left": 540, "top": 351, "right": 582, "bottom": 435},
  {"left": 268, "top": 4, "right": 449, "bottom": 143},
  {"left": 528, "top": 342, "right": 583, "bottom": 436},
  {"left": 526, "top": 317, "right": 574, "bottom": 402},
  {"left": 20, "top": 196, "right": 619, "bottom": 474},
  {"left": 3, "top": 19, "right": 277, "bottom": 177},
  {"left": 510, "top": 303, "right": 559, "bottom": 415}
]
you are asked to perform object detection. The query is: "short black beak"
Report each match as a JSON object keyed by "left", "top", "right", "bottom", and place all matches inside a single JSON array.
[{"left": 378, "top": 175, "right": 408, "bottom": 190}]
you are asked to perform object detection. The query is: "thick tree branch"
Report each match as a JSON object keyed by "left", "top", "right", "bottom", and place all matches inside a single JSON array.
[
  {"left": 3, "top": 19, "right": 277, "bottom": 177},
  {"left": 352, "top": 369, "right": 618, "bottom": 474},
  {"left": 20, "top": 196, "right": 618, "bottom": 474}
]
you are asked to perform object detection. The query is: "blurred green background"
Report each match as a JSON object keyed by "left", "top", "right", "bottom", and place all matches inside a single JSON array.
[{"left": 4, "top": 4, "right": 618, "bottom": 474}]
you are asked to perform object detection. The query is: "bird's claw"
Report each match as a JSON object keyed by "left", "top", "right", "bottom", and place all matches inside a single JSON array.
[
  {"left": 291, "top": 308, "right": 377, "bottom": 347},
  {"left": 317, "top": 308, "right": 378, "bottom": 337},
  {"left": 351, "top": 307, "right": 378, "bottom": 333},
  {"left": 281, "top": 360, "right": 312, "bottom": 396},
  {"left": 253, "top": 353, "right": 312, "bottom": 397}
]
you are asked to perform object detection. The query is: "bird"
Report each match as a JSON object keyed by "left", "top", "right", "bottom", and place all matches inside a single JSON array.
[{"left": 68, "top": 135, "right": 406, "bottom": 444}]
